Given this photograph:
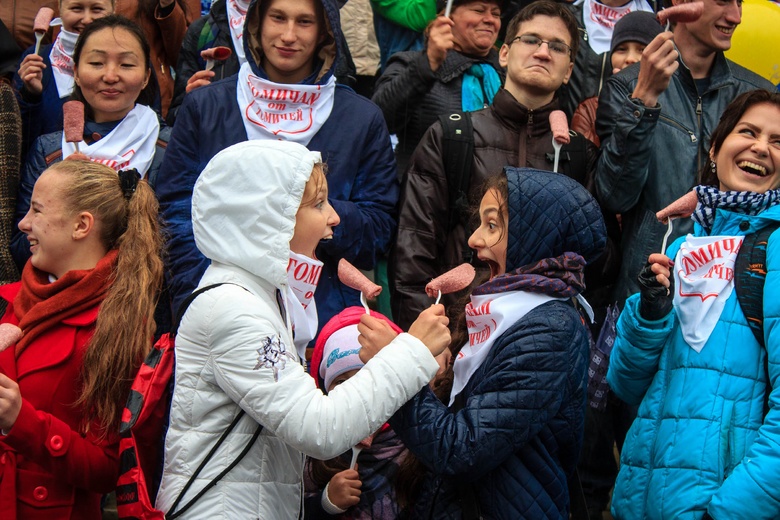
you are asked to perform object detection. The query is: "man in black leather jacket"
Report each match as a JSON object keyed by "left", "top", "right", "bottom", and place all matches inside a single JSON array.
[{"left": 595, "top": 0, "right": 774, "bottom": 305}]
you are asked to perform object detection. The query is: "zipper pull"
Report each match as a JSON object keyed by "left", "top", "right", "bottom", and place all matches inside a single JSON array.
[
  {"left": 696, "top": 97, "right": 702, "bottom": 116},
  {"left": 689, "top": 132, "right": 697, "bottom": 143}
]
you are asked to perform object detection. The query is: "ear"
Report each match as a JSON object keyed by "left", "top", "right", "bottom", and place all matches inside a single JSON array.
[
  {"left": 709, "top": 146, "right": 716, "bottom": 163},
  {"left": 498, "top": 43, "right": 510, "bottom": 68},
  {"left": 142, "top": 67, "right": 151, "bottom": 90},
  {"left": 561, "top": 60, "right": 574, "bottom": 85},
  {"left": 73, "top": 67, "right": 80, "bottom": 86},
  {"left": 72, "top": 211, "right": 96, "bottom": 241}
]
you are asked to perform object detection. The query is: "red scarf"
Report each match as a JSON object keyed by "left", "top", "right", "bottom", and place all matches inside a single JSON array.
[{"left": 13, "top": 250, "right": 118, "bottom": 356}]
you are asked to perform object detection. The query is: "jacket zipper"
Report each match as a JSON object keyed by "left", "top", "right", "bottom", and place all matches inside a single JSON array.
[
  {"left": 598, "top": 53, "right": 608, "bottom": 96},
  {"left": 696, "top": 96, "right": 703, "bottom": 181},
  {"left": 659, "top": 114, "right": 697, "bottom": 143}
]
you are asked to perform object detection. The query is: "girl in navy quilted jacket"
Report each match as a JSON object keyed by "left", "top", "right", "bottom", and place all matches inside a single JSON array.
[{"left": 363, "top": 167, "right": 607, "bottom": 519}]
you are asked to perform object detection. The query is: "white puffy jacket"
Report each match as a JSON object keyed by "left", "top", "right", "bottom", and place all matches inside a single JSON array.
[{"left": 155, "top": 141, "right": 439, "bottom": 519}]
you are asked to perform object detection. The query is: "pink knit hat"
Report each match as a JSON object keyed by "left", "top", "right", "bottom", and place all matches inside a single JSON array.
[{"left": 309, "top": 306, "right": 403, "bottom": 391}]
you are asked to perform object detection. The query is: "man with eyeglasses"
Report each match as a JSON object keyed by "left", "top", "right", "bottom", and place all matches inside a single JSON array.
[
  {"left": 595, "top": 0, "right": 774, "bottom": 311},
  {"left": 391, "top": 0, "right": 620, "bottom": 340}
]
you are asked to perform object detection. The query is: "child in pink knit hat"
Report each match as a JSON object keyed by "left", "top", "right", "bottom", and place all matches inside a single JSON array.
[{"left": 306, "top": 306, "right": 407, "bottom": 519}]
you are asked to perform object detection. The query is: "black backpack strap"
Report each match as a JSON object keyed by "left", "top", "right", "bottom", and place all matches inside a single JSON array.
[
  {"left": 439, "top": 111, "right": 475, "bottom": 264},
  {"left": 165, "top": 282, "right": 264, "bottom": 518},
  {"left": 734, "top": 223, "right": 780, "bottom": 348},
  {"left": 734, "top": 222, "right": 779, "bottom": 416},
  {"left": 167, "top": 411, "right": 263, "bottom": 519}
]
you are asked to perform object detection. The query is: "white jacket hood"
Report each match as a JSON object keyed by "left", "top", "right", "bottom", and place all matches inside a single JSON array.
[{"left": 192, "top": 140, "right": 320, "bottom": 289}]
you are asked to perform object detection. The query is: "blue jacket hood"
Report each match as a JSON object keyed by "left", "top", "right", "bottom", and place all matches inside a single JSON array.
[
  {"left": 243, "top": 0, "right": 341, "bottom": 84},
  {"left": 504, "top": 167, "right": 607, "bottom": 271}
]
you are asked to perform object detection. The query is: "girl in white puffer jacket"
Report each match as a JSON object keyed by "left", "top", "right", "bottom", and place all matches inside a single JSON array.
[{"left": 155, "top": 140, "right": 450, "bottom": 519}]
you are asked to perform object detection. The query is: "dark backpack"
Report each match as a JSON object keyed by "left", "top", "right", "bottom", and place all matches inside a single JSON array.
[
  {"left": 115, "top": 283, "right": 263, "bottom": 520},
  {"left": 734, "top": 222, "right": 779, "bottom": 414}
]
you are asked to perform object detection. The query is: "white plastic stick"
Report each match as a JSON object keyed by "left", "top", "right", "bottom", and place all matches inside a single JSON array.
[
  {"left": 34, "top": 32, "right": 44, "bottom": 55},
  {"left": 661, "top": 218, "right": 674, "bottom": 255},
  {"left": 349, "top": 445, "right": 362, "bottom": 469},
  {"left": 360, "top": 292, "right": 370, "bottom": 314},
  {"left": 444, "top": 0, "right": 454, "bottom": 17},
  {"left": 552, "top": 138, "right": 562, "bottom": 173},
  {"left": 435, "top": 289, "right": 442, "bottom": 305}
]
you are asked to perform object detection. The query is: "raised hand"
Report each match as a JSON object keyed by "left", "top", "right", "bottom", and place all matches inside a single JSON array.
[
  {"left": 408, "top": 304, "right": 451, "bottom": 357},
  {"left": 426, "top": 16, "right": 455, "bottom": 72},
  {"left": 357, "top": 314, "right": 399, "bottom": 363},
  {"left": 631, "top": 32, "right": 678, "bottom": 108},
  {"left": 18, "top": 54, "right": 46, "bottom": 96}
]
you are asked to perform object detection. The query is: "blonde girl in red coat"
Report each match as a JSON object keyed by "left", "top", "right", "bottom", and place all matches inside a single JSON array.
[{"left": 0, "top": 160, "right": 163, "bottom": 519}]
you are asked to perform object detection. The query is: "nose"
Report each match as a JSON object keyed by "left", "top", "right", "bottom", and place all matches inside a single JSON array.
[
  {"left": 18, "top": 209, "right": 32, "bottom": 234},
  {"left": 328, "top": 204, "right": 340, "bottom": 227},
  {"left": 103, "top": 62, "right": 119, "bottom": 82},
  {"left": 532, "top": 41, "right": 553, "bottom": 60},
  {"left": 724, "top": 0, "right": 741, "bottom": 24},
  {"left": 281, "top": 21, "right": 297, "bottom": 43},
  {"left": 624, "top": 50, "right": 641, "bottom": 67},
  {"left": 751, "top": 137, "right": 769, "bottom": 156},
  {"left": 467, "top": 228, "right": 482, "bottom": 250}
]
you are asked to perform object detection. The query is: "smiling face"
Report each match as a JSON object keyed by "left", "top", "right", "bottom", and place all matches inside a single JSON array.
[
  {"left": 714, "top": 102, "right": 780, "bottom": 193},
  {"left": 675, "top": 0, "right": 741, "bottom": 53},
  {"left": 59, "top": 0, "right": 113, "bottom": 34},
  {"left": 499, "top": 14, "right": 574, "bottom": 106},
  {"left": 18, "top": 170, "right": 81, "bottom": 278},
  {"left": 73, "top": 26, "right": 150, "bottom": 123},
  {"left": 468, "top": 188, "right": 508, "bottom": 279},
  {"left": 260, "top": 0, "right": 324, "bottom": 84},
  {"left": 290, "top": 166, "right": 340, "bottom": 259},
  {"left": 450, "top": 1, "right": 501, "bottom": 57}
]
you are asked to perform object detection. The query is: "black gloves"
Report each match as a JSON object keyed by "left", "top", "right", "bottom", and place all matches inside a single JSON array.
[{"left": 638, "top": 262, "right": 674, "bottom": 320}]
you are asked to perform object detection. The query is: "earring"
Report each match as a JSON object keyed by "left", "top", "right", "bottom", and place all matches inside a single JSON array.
[{"left": 710, "top": 160, "right": 716, "bottom": 174}]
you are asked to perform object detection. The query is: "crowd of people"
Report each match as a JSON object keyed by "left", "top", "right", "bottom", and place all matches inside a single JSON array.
[{"left": 0, "top": 0, "right": 778, "bottom": 519}]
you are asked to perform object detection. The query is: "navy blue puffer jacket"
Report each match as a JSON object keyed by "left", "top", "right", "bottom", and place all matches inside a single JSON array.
[{"left": 390, "top": 167, "right": 606, "bottom": 519}]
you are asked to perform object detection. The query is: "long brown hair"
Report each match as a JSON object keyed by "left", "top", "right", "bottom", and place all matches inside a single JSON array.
[{"left": 49, "top": 160, "right": 163, "bottom": 436}]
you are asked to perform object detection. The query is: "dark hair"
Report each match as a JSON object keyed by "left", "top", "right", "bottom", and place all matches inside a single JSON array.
[
  {"left": 701, "top": 89, "right": 780, "bottom": 186},
  {"left": 71, "top": 15, "right": 158, "bottom": 118},
  {"left": 504, "top": 0, "right": 580, "bottom": 60}
]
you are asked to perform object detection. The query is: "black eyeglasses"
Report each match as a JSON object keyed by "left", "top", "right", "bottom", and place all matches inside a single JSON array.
[{"left": 510, "top": 34, "right": 572, "bottom": 58}]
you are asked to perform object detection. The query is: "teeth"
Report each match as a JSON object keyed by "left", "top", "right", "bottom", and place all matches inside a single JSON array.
[
  {"left": 716, "top": 26, "right": 734, "bottom": 35},
  {"left": 738, "top": 161, "right": 767, "bottom": 176}
]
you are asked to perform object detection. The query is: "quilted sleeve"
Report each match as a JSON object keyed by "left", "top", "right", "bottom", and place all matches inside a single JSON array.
[
  {"left": 390, "top": 302, "right": 585, "bottom": 478},
  {"left": 606, "top": 292, "right": 676, "bottom": 406},
  {"left": 707, "top": 230, "right": 780, "bottom": 519}
]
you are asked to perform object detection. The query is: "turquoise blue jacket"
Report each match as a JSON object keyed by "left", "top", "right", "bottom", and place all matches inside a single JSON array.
[{"left": 607, "top": 205, "right": 780, "bottom": 519}]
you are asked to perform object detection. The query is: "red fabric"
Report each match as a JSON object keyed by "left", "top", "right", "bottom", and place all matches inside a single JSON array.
[
  {"left": 0, "top": 260, "right": 120, "bottom": 519},
  {"left": 14, "top": 250, "right": 117, "bottom": 356}
]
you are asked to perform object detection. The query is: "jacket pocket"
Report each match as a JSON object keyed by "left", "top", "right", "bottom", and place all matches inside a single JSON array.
[
  {"left": 17, "top": 466, "right": 75, "bottom": 510},
  {"left": 718, "top": 399, "right": 737, "bottom": 482}
]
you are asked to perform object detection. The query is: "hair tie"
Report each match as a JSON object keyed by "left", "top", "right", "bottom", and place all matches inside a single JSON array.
[{"left": 118, "top": 169, "right": 141, "bottom": 200}]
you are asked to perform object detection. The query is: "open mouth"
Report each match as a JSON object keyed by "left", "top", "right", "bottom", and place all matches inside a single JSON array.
[{"left": 738, "top": 160, "right": 768, "bottom": 177}]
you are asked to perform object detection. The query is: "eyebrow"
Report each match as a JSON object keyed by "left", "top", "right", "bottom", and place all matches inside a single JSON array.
[
  {"left": 739, "top": 122, "right": 780, "bottom": 139},
  {"left": 84, "top": 49, "right": 139, "bottom": 58},
  {"left": 481, "top": 207, "right": 499, "bottom": 217}
]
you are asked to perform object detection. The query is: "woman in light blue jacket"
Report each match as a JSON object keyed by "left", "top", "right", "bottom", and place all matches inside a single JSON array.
[{"left": 607, "top": 89, "right": 780, "bottom": 520}]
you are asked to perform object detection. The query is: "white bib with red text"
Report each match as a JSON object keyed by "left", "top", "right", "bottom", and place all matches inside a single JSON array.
[
  {"left": 449, "top": 291, "right": 563, "bottom": 406},
  {"left": 286, "top": 252, "right": 323, "bottom": 359},
  {"left": 673, "top": 234, "right": 744, "bottom": 352},
  {"left": 49, "top": 28, "right": 78, "bottom": 99},
  {"left": 226, "top": 0, "right": 249, "bottom": 65},
  {"left": 236, "top": 62, "right": 335, "bottom": 145},
  {"left": 61, "top": 104, "right": 159, "bottom": 175},
  {"left": 580, "top": 0, "right": 653, "bottom": 54}
]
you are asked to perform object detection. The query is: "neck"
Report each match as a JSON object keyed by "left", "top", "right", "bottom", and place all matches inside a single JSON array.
[
  {"left": 672, "top": 27, "right": 718, "bottom": 80},
  {"left": 261, "top": 59, "right": 315, "bottom": 85},
  {"left": 504, "top": 84, "right": 554, "bottom": 111}
]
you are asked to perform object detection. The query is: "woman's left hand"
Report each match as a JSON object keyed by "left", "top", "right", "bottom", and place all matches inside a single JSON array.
[{"left": 0, "top": 373, "right": 22, "bottom": 431}]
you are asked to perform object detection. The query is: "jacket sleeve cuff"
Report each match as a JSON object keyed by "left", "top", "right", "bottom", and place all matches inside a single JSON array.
[
  {"left": 321, "top": 482, "right": 347, "bottom": 514},
  {"left": 412, "top": 52, "right": 437, "bottom": 84},
  {"left": 1, "top": 398, "right": 72, "bottom": 457}
]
